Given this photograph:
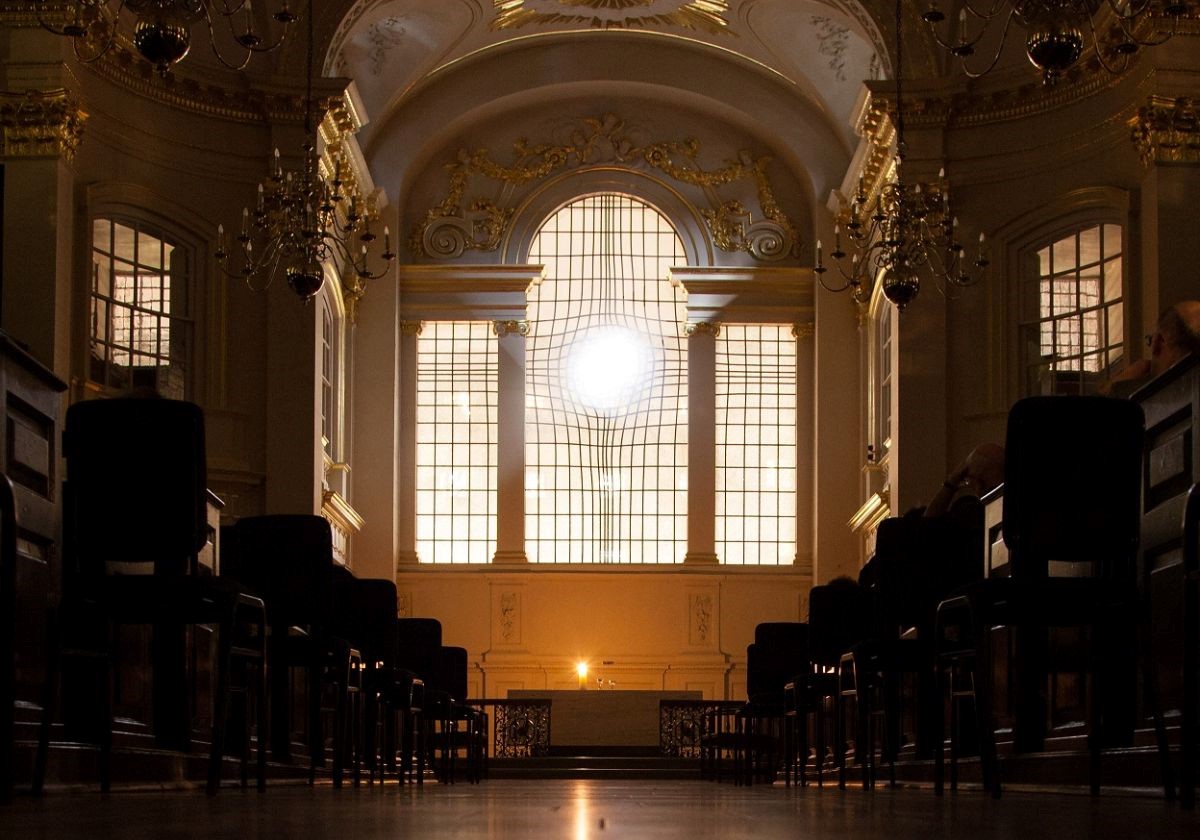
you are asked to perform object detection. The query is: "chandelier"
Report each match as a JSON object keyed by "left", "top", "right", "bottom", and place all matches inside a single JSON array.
[
  {"left": 33, "top": 1, "right": 295, "bottom": 76},
  {"left": 922, "top": 1, "right": 1194, "bottom": 86},
  {"left": 215, "top": 0, "right": 394, "bottom": 302},
  {"left": 816, "top": 0, "right": 988, "bottom": 311}
]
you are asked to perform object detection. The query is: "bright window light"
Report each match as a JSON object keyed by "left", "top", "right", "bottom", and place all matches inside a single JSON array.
[{"left": 565, "top": 325, "right": 656, "bottom": 413}]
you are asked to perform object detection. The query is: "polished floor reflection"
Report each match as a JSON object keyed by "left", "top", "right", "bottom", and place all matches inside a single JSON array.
[{"left": 1, "top": 780, "right": 1197, "bottom": 840}]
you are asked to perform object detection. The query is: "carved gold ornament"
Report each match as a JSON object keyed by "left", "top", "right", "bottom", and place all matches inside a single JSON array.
[
  {"left": 412, "top": 114, "right": 800, "bottom": 262},
  {"left": 493, "top": 320, "right": 531, "bottom": 336},
  {"left": 1130, "top": 95, "right": 1200, "bottom": 167},
  {"left": 0, "top": 88, "right": 88, "bottom": 161},
  {"left": 491, "top": 0, "right": 731, "bottom": 35}
]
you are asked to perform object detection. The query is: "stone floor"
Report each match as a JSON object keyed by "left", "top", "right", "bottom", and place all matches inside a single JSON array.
[{"left": 1, "top": 780, "right": 1197, "bottom": 839}]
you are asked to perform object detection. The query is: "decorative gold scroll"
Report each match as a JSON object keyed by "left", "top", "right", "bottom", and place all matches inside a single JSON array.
[
  {"left": 491, "top": 0, "right": 732, "bottom": 36},
  {"left": 411, "top": 114, "right": 800, "bottom": 262}
]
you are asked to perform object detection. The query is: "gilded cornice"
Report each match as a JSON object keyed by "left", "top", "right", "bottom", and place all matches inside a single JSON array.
[
  {"left": 1130, "top": 95, "right": 1200, "bottom": 166},
  {"left": 412, "top": 113, "right": 800, "bottom": 263},
  {"left": 321, "top": 489, "right": 366, "bottom": 533},
  {"left": 0, "top": 87, "right": 87, "bottom": 160}
]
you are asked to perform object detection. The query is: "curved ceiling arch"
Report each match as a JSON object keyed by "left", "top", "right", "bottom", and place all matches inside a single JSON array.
[{"left": 367, "top": 32, "right": 852, "bottom": 203}]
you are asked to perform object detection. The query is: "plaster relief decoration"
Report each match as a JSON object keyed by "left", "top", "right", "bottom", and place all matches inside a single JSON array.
[
  {"left": 810, "top": 15, "right": 851, "bottom": 81},
  {"left": 365, "top": 16, "right": 409, "bottom": 76},
  {"left": 497, "top": 590, "right": 523, "bottom": 645},
  {"left": 396, "top": 590, "right": 413, "bottom": 617},
  {"left": 1130, "top": 95, "right": 1200, "bottom": 167},
  {"left": 492, "top": 0, "right": 732, "bottom": 35},
  {"left": 411, "top": 113, "right": 800, "bottom": 262},
  {"left": 688, "top": 591, "right": 716, "bottom": 647}
]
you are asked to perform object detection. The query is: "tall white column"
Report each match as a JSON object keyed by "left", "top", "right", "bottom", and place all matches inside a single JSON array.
[
  {"left": 493, "top": 320, "right": 529, "bottom": 564},
  {"left": 685, "top": 322, "right": 719, "bottom": 565},
  {"left": 396, "top": 321, "right": 422, "bottom": 568}
]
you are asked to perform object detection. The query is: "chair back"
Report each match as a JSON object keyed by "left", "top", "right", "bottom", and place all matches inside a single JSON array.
[
  {"left": 330, "top": 578, "right": 399, "bottom": 667},
  {"left": 1003, "top": 396, "right": 1143, "bottom": 583},
  {"left": 63, "top": 397, "right": 206, "bottom": 579},
  {"left": 396, "top": 617, "right": 443, "bottom": 683},
  {"left": 433, "top": 645, "right": 470, "bottom": 701},
  {"left": 223, "top": 515, "right": 336, "bottom": 627},
  {"left": 750, "top": 622, "right": 809, "bottom": 697},
  {"left": 807, "top": 582, "right": 871, "bottom": 667},
  {"left": 872, "top": 500, "right": 985, "bottom": 635}
]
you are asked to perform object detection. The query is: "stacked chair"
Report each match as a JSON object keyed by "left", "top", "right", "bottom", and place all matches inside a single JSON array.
[
  {"left": 328, "top": 575, "right": 409, "bottom": 785},
  {"left": 223, "top": 514, "right": 361, "bottom": 787},
  {"left": 795, "top": 581, "right": 871, "bottom": 788},
  {"left": 836, "top": 500, "right": 984, "bottom": 789},
  {"left": 932, "top": 396, "right": 1173, "bottom": 799},
  {"left": 395, "top": 617, "right": 443, "bottom": 783},
  {"left": 0, "top": 475, "right": 16, "bottom": 801},
  {"left": 701, "top": 621, "right": 807, "bottom": 785},
  {"left": 1184, "top": 484, "right": 1199, "bottom": 809},
  {"left": 745, "top": 622, "right": 808, "bottom": 786},
  {"left": 33, "top": 397, "right": 268, "bottom": 795},
  {"left": 426, "top": 645, "right": 486, "bottom": 784}
]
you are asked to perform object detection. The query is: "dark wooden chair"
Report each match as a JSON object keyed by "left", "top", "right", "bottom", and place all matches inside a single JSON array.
[
  {"left": 396, "top": 617, "right": 443, "bottom": 784},
  {"left": 427, "top": 645, "right": 485, "bottom": 784},
  {"left": 0, "top": 475, "right": 15, "bottom": 801},
  {"left": 223, "top": 514, "right": 360, "bottom": 786},
  {"left": 933, "top": 395, "right": 1171, "bottom": 798},
  {"left": 32, "top": 397, "right": 267, "bottom": 795},
  {"left": 1183, "top": 483, "right": 1200, "bottom": 809},
  {"left": 840, "top": 500, "right": 985, "bottom": 790},
  {"left": 329, "top": 576, "right": 408, "bottom": 785}
]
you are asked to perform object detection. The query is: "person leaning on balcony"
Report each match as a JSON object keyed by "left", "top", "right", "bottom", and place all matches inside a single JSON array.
[
  {"left": 1102, "top": 300, "right": 1200, "bottom": 397},
  {"left": 923, "top": 442, "right": 1006, "bottom": 520}
]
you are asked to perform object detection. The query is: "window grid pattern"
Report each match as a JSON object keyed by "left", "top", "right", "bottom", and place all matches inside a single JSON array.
[
  {"left": 1022, "top": 224, "right": 1123, "bottom": 396},
  {"left": 416, "top": 322, "right": 498, "bottom": 564},
  {"left": 321, "top": 300, "right": 333, "bottom": 456},
  {"left": 89, "top": 218, "right": 192, "bottom": 398},
  {"left": 526, "top": 194, "right": 688, "bottom": 564},
  {"left": 876, "top": 304, "right": 893, "bottom": 457},
  {"left": 716, "top": 325, "right": 797, "bottom": 566}
]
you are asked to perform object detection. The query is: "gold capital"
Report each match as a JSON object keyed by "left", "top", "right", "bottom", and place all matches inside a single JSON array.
[
  {"left": 492, "top": 320, "right": 530, "bottom": 337},
  {"left": 791, "top": 322, "right": 815, "bottom": 340},
  {"left": 1, "top": 88, "right": 87, "bottom": 161},
  {"left": 399, "top": 321, "right": 424, "bottom": 337},
  {"left": 685, "top": 322, "right": 721, "bottom": 338},
  {"left": 1130, "top": 95, "right": 1200, "bottom": 167}
]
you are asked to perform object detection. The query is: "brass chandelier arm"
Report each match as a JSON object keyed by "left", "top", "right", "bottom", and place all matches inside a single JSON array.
[
  {"left": 33, "top": 0, "right": 294, "bottom": 77},
  {"left": 924, "top": 1, "right": 1195, "bottom": 86}
]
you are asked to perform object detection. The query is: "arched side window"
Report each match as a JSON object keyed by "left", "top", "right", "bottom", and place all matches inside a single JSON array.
[
  {"left": 1019, "top": 223, "right": 1124, "bottom": 396},
  {"left": 524, "top": 193, "right": 688, "bottom": 564},
  {"left": 88, "top": 217, "right": 193, "bottom": 399},
  {"left": 869, "top": 284, "right": 895, "bottom": 465}
]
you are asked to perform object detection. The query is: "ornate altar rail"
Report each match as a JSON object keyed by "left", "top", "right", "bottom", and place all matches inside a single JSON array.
[
  {"left": 467, "top": 699, "right": 552, "bottom": 758},
  {"left": 659, "top": 700, "right": 744, "bottom": 758}
]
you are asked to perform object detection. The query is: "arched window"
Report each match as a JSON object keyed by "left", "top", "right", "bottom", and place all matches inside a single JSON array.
[
  {"left": 524, "top": 193, "right": 688, "bottom": 564},
  {"left": 88, "top": 217, "right": 193, "bottom": 399},
  {"left": 1020, "top": 223, "right": 1124, "bottom": 396}
]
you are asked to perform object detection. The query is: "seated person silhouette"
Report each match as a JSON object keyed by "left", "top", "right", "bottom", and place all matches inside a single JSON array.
[
  {"left": 1102, "top": 299, "right": 1200, "bottom": 397},
  {"left": 923, "top": 442, "right": 1005, "bottom": 519}
]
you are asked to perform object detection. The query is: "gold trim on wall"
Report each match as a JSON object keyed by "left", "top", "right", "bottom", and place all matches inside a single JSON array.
[
  {"left": 411, "top": 113, "right": 800, "bottom": 263},
  {"left": 0, "top": 88, "right": 87, "bottom": 161},
  {"left": 490, "top": 0, "right": 733, "bottom": 36}
]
